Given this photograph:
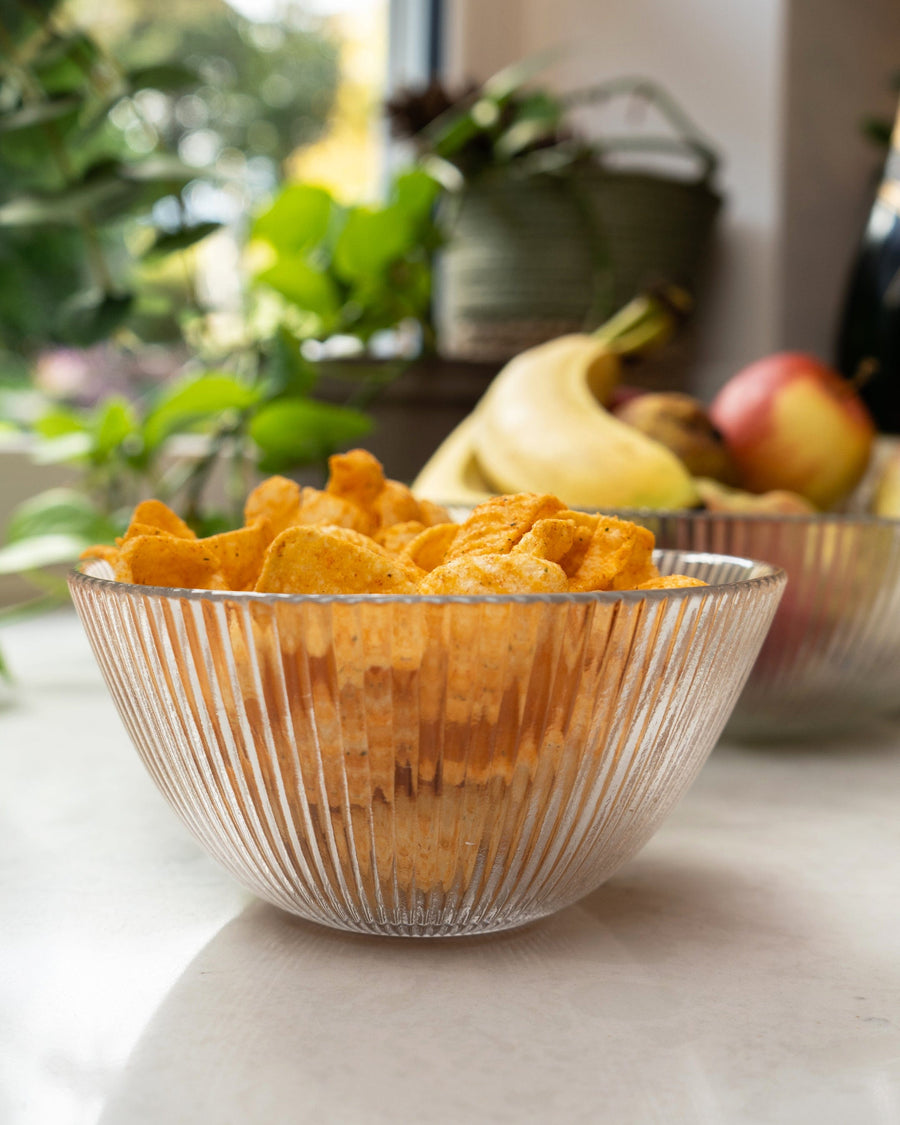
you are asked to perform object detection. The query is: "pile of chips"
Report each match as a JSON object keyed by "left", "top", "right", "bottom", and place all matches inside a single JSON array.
[{"left": 82, "top": 449, "right": 705, "bottom": 595}]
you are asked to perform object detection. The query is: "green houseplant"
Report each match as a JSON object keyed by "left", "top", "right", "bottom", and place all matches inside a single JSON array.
[
  {"left": 0, "top": 2, "right": 390, "bottom": 672},
  {"left": 388, "top": 63, "right": 722, "bottom": 365}
]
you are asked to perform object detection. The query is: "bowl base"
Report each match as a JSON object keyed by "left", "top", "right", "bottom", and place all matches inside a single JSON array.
[{"left": 274, "top": 903, "right": 557, "bottom": 939}]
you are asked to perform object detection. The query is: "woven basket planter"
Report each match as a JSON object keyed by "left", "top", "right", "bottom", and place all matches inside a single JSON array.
[{"left": 436, "top": 164, "right": 721, "bottom": 370}]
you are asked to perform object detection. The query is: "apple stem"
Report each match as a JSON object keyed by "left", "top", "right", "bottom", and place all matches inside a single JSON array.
[
  {"left": 850, "top": 357, "right": 880, "bottom": 391},
  {"left": 592, "top": 285, "right": 692, "bottom": 358}
]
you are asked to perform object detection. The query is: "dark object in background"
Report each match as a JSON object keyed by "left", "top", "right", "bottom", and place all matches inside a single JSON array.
[{"left": 837, "top": 101, "right": 900, "bottom": 432}]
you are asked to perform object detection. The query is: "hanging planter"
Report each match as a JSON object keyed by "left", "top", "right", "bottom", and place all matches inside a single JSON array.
[{"left": 400, "top": 73, "right": 722, "bottom": 375}]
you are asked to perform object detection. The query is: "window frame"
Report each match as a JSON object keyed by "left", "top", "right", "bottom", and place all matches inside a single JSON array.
[{"left": 388, "top": 0, "right": 444, "bottom": 88}]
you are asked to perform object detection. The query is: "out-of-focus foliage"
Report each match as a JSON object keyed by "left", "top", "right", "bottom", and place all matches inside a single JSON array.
[
  {"left": 0, "top": 0, "right": 207, "bottom": 358},
  {"left": 116, "top": 7, "right": 340, "bottom": 171},
  {"left": 0, "top": 0, "right": 340, "bottom": 371},
  {"left": 0, "top": 0, "right": 361, "bottom": 671},
  {"left": 252, "top": 170, "right": 442, "bottom": 344},
  {"left": 0, "top": 347, "right": 375, "bottom": 622}
]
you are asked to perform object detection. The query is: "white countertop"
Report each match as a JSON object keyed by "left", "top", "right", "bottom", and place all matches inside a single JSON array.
[{"left": 2, "top": 611, "right": 900, "bottom": 1125}]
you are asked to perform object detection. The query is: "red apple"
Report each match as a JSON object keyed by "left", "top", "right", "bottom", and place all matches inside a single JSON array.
[{"left": 709, "top": 352, "right": 876, "bottom": 509}]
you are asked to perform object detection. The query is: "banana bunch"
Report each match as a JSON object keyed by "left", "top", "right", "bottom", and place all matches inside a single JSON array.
[{"left": 414, "top": 294, "right": 700, "bottom": 510}]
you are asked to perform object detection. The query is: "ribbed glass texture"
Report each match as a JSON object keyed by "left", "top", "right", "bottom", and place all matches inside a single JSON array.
[
  {"left": 70, "top": 552, "right": 783, "bottom": 937},
  {"left": 618, "top": 512, "right": 900, "bottom": 739}
]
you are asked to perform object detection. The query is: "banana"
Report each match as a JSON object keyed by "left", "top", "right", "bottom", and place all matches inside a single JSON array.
[
  {"left": 471, "top": 334, "right": 699, "bottom": 509},
  {"left": 414, "top": 292, "right": 700, "bottom": 510}
]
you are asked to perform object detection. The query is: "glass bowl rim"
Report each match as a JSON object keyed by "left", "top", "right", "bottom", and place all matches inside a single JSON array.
[
  {"left": 69, "top": 549, "right": 786, "bottom": 607},
  {"left": 599, "top": 505, "right": 900, "bottom": 529}
]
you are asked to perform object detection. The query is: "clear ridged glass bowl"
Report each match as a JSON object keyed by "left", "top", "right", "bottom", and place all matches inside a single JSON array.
[
  {"left": 69, "top": 550, "right": 784, "bottom": 937},
  {"left": 613, "top": 511, "right": 900, "bottom": 739}
]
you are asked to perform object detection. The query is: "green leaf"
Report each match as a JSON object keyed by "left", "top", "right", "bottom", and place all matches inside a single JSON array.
[
  {"left": 481, "top": 47, "right": 565, "bottom": 103},
  {"left": 0, "top": 0, "right": 63, "bottom": 48},
  {"left": 5, "top": 488, "right": 116, "bottom": 545},
  {"left": 422, "top": 48, "right": 564, "bottom": 160},
  {"left": 256, "top": 255, "right": 340, "bottom": 319},
  {"left": 333, "top": 206, "right": 412, "bottom": 281},
  {"left": 126, "top": 63, "right": 199, "bottom": 92},
  {"left": 391, "top": 169, "right": 441, "bottom": 224},
  {"left": 92, "top": 397, "right": 137, "bottom": 459},
  {"left": 34, "top": 408, "right": 89, "bottom": 439},
  {"left": 57, "top": 292, "right": 134, "bottom": 347},
  {"left": 264, "top": 327, "right": 318, "bottom": 397},
  {"left": 190, "top": 512, "right": 233, "bottom": 538},
  {"left": 79, "top": 157, "right": 127, "bottom": 185},
  {"left": 252, "top": 184, "right": 334, "bottom": 254},
  {"left": 0, "top": 533, "right": 87, "bottom": 575},
  {"left": 33, "top": 32, "right": 102, "bottom": 95},
  {"left": 249, "top": 398, "right": 372, "bottom": 470},
  {"left": 143, "top": 372, "right": 260, "bottom": 450},
  {"left": 495, "top": 92, "right": 564, "bottom": 160},
  {"left": 142, "top": 222, "right": 222, "bottom": 261}
]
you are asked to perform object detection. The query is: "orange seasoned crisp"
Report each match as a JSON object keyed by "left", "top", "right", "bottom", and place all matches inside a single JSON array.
[
  {"left": 114, "top": 535, "right": 225, "bottom": 590},
  {"left": 401, "top": 522, "right": 459, "bottom": 572},
  {"left": 81, "top": 450, "right": 705, "bottom": 595},
  {"left": 255, "top": 525, "right": 420, "bottom": 595},
  {"left": 119, "top": 499, "right": 196, "bottom": 543},
  {"left": 444, "top": 493, "right": 565, "bottom": 560},
  {"left": 418, "top": 552, "right": 569, "bottom": 595},
  {"left": 244, "top": 475, "right": 301, "bottom": 539}
]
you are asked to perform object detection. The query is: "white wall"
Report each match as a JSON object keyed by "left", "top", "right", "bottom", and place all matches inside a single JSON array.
[{"left": 446, "top": 0, "right": 900, "bottom": 398}]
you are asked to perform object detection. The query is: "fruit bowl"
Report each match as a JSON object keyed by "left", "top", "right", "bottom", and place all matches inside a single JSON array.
[
  {"left": 612, "top": 509, "right": 900, "bottom": 739},
  {"left": 69, "top": 550, "right": 783, "bottom": 937}
]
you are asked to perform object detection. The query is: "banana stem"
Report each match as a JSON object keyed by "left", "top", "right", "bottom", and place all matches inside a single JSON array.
[{"left": 592, "top": 288, "right": 691, "bottom": 357}]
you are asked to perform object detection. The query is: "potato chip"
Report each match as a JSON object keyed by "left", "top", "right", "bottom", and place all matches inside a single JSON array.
[
  {"left": 83, "top": 449, "right": 707, "bottom": 597},
  {"left": 373, "top": 479, "right": 423, "bottom": 529},
  {"left": 445, "top": 493, "right": 565, "bottom": 560},
  {"left": 418, "top": 498, "right": 452, "bottom": 527},
  {"left": 122, "top": 499, "right": 195, "bottom": 542},
  {"left": 203, "top": 523, "right": 269, "bottom": 591},
  {"left": 80, "top": 543, "right": 120, "bottom": 564},
  {"left": 326, "top": 449, "right": 385, "bottom": 510},
  {"left": 116, "top": 521, "right": 174, "bottom": 546},
  {"left": 296, "top": 487, "right": 373, "bottom": 534},
  {"left": 635, "top": 574, "right": 707, "bottom": 590},
  {"left": 244, "top": 475, "right": 301, "bottom": 538},
  {"left": 316, "top": 523, "right": 411, "bottom": 561},
  {"left": 556, "top": 509, "right": 600, "bottom": 531},
  {"left": 513, "top": 518, "right": 581, "bottom": 566},
  {"left": 115, "top": 535, "right": 226, "bottom": 590},
  {"left": 374, "top": 520, "right": 426, "bottom": 555},
  {"left": 418, "top": 552, "right": 569, "bottom": 595},
  {"left": 401, "top": 522, "right": 459, "bottom": 572},
  {"left": 553, "top": 510, "right": 600, "bottom": 574},
  {"left": 568, "top": 516, "right": 657, "bottom": 592},
  {"left": 255, "top": 525, "right": 420, "bottom": 595}
]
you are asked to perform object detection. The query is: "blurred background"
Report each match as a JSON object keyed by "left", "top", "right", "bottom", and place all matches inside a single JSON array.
[
  {"left": 448, "top": 0, "right": 900, "bottom": 398},
  {"left": 1, "top": 0, "right": 900, "bottom": 610}
]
